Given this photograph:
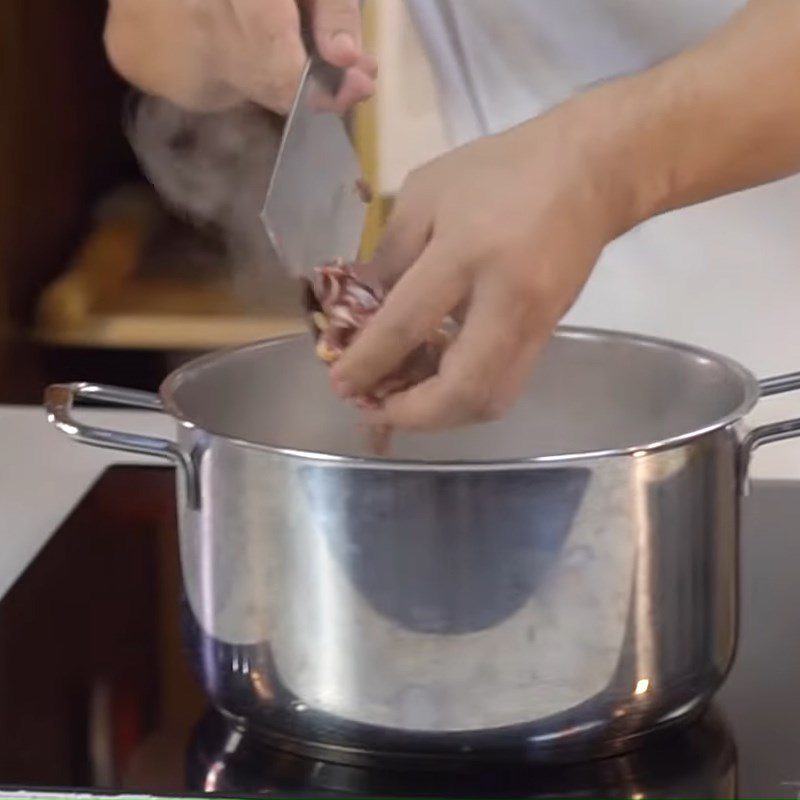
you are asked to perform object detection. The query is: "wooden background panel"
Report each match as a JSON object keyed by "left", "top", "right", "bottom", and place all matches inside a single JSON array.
[{"left": 0, "top": 0, "right": 136, "bottom": 328}]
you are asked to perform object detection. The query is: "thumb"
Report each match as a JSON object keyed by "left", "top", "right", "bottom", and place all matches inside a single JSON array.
[{"left": 307, "top": 0, "right": 362, "bottom": 68}]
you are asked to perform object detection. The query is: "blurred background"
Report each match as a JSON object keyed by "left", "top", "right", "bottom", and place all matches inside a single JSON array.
[
  {"left": 0, "top": 0, "right": 448, "bottom": 403},
  {"left": 0, "top": 3, "right": 453, "bottom": 782}
]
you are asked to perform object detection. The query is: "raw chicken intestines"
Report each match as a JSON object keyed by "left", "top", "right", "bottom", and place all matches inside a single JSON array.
[{"left": 305, "top": 262, "right": 453, "bottom": 452}]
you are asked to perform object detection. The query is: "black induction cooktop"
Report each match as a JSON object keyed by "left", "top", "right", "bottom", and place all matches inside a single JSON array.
[{"left": 0, "top": 466, "right": 798, "bottom": 798}]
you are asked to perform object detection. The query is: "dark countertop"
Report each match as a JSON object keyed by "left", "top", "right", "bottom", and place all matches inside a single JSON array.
[{"left": 0, "top": 467, "right": 796, "bottom": 797}]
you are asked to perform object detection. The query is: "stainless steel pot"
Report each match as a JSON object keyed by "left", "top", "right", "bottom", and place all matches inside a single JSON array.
[{"left": 44, "top": 328, "right": 800, "bottom": 761}]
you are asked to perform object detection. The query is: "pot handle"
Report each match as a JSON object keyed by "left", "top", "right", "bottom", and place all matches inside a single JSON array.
[
  {"left": 44, "top": 382, "right": 198, "bottom": 508},
  {"left": 741, "top": 372, "right": 800, "bottom": 478}
]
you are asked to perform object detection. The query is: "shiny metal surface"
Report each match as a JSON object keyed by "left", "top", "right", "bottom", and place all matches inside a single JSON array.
[
  {"left": 261, "top": 55, "right": 366, "bottom": 278},
  {"left": 44, "top": 382, "right": 199, "bottom": 508},
  {"left": 188, "top": 705, "right": 737, "bottom": 796},
  {"left": 44, "top": 382, "right": 197, "bottom": 507},
  {"left": 742, "top": 372, "right": 800, "bottom": 472},
  {"left": 176, "top": 425, "right": 738, "bottom": 746},
  {"left": 161, "top": 329, "right": 763, "bottom": 462},
  {"left": 44, "top": 328, "right": 800, "bottom": 757}
]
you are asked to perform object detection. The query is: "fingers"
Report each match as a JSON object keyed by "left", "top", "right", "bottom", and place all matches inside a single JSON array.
[
  {"left": 307, "top": 59, "right": 376, "bottom": 113},
  {"left": 229, "top": 0, "right": 301, "bottom": 40},
  {"left": 105, "top": 0, "right": 371, "bottom": 116},
  {"left": 357, "top": 51, "right": 380, "bottom": 81},
  {"left": 227, "top": 0, "right": 306, "bottom": 113},
  {"left": 105, "top": 0, "right": 240, "bottom": 111},
  {"left": 366, "top": 276, "right": 551, "bottom": 430},
  {"left": 333, "top": 52, "right": 378, "bottom": 109},
  {"left": 306, "top": 0, "right": 362, "bottom": 67},
  {"left": 331, "top": 240, "right": 470, "bottom": 397}
]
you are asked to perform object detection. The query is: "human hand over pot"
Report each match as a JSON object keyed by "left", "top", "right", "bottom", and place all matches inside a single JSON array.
[{"left": 330, "top": 0, "right": 800, "bottom": 430}]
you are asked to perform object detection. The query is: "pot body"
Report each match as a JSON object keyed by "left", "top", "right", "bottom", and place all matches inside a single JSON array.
[
  {"left": 176, "top": 423, "right": 738, "bottom": 756},
  {"left": 45, "top": 329, "right": 800, "bottom": 760}
]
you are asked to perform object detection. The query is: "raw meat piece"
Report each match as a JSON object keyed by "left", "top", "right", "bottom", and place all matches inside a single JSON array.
[{"left": 305, "top": 262, "right": 452, "bottom": 452}]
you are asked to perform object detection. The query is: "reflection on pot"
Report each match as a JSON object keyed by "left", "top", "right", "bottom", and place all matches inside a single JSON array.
[
  {"left": 303, "top": 467, "right": 591, "bottom": 634},
  {"left": 186, "top": 706, "right": 737, "bottom": 799}
]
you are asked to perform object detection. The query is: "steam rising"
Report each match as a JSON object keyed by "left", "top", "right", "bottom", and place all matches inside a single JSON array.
[{"left": 125, "top": 95, "right": 296, "bottom": 303}]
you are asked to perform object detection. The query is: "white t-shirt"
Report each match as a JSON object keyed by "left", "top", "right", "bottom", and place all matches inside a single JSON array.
[
  {"left": 401, "top": 0, "right": 800, "bottom": 476},
  {"left": 408, "top": 1, "right": 746, "bottom": 143},
  {"left": 405, "top": 0, "right": 800, "bottom": 384}
]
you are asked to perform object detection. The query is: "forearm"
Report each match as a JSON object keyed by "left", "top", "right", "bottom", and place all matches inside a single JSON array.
[
  {"left": 568, "top": 0, "right": 800, "bottom": 235},
  {"left": 328, "top": 1, "right": 800, "bottom": 429}
]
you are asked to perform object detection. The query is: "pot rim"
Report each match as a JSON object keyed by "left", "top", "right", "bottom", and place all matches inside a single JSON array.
[{"left": 159, "top": 326, "right": 761, "bottom": 469}]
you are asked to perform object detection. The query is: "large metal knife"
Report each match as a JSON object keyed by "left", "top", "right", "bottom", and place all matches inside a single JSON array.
[{"left": 260, "top": 54, "right": 368, "bottom": 279}]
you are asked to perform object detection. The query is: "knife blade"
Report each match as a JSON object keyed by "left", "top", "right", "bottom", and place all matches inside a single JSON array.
[{"left": 260, "top": 55, "right": 368, "bottom": 279}]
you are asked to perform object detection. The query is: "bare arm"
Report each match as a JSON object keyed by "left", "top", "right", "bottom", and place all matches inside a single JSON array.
[
  {"left": 589, "top": 0, "right": 800, "bottom": 230},
  {"left": 331, "top": 0, "right": 800, "bottom": 429}
]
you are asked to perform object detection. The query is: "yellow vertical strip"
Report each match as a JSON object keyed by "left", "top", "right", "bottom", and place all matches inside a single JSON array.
[{"left": 353, "top": 0, "right": 385, "bottom": 261}]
